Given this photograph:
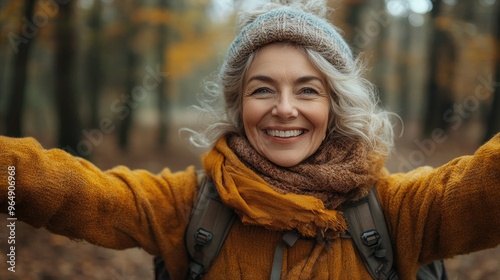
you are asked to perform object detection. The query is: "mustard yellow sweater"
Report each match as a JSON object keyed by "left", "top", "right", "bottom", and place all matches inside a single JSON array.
[{"left": 0, "top": 134, "right": 499, "bottom": 279}]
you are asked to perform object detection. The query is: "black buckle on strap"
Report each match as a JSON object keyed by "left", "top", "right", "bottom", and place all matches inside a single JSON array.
[
  {"left": 361, "top": 230, "right": 380, "bottom": 247},
  {"left": 195, "top": 228, "right": 213, "bottom": 246}
]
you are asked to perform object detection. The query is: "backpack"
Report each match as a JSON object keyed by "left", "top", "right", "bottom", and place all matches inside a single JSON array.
[{"left": 154, "top": 176, "right": 447, "bottom": 280}]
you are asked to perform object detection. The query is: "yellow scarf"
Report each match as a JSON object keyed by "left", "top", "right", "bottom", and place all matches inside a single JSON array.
[{"left": 203, "top": 135, "right": 385, "bottom": 239}]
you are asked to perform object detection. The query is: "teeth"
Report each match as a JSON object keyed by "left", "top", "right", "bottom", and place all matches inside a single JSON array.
[{"left": 266, "top": 130, "right": 304, "bottom": 138}]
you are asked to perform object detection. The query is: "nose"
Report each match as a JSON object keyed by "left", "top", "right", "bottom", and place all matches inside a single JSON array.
[{"left": 271, "top": 93, "right": 298, "bottom": 119}]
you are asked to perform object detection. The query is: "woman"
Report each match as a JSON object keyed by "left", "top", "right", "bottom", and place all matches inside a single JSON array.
[{"left": 1, "top": 1, "right": 499, "bottom": 279}]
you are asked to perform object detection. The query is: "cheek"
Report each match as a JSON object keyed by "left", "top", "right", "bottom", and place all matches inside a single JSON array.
[
  {"left": 242, "top": 101, "right": 261, "bottom": 134},
  {"left": 307, "top": 104, "right": 330, "bottom": 134}
]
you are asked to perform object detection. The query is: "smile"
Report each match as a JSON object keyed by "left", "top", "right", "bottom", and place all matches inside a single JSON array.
[{"left": 265, "top": 129, "right": 304, "bottom": 138}]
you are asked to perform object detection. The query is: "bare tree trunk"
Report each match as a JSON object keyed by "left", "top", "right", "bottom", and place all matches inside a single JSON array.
[
  {"left": 4, "top": 0, "right": 36, "bottom": 137},
  {"left": 460, "top": 0, "right": 476, "bottom": 23},
  {"left": 345, "top": 0, "right": 365, "bottom": 41},
  {"left": 87, "top": 0, "right": 102, "bottom": 129},
  {"left": 424, "top": 2, "right": 442, "bottom": 135},
  {"left": 371, "top": 0, "right": 390, "bottom": 104},
  {"left": 483, "top": 3, "right": 500, "bottom": 142},
  {"left": 54, "top": 1, "right": 82, "bottom": 154},
  {"left": 398, "top": 18, "right": 412, "bottom": 121},
  {"left": 118, "top": 1, "right": 138, "bottom": 150},
  {"left": 157, "top": 0, "right": 171, "bottom": 146},
  {"left": 424, "top": 1, "right": 457, "bottom": 136}
]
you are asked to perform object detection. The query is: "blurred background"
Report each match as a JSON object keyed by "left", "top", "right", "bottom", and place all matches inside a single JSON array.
[{"left": 0, "top": 0, "right": 499, "bottom": 279}]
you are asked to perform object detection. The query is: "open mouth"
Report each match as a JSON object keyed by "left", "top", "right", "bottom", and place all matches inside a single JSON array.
[{"left": 265, "top": 129, "right": 305, "bottom": 138}]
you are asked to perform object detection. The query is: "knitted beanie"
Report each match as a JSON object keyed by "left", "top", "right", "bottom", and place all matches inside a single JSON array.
[{"left": 220, "top": 1, "right": 354, "bottom": 82}]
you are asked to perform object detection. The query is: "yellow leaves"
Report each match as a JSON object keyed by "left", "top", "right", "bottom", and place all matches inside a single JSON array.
[
  {"left": 0, "top": 0, "right": 23, "bottom": 22},
  {"left": 133, "top": 8, "right": 176, "bottom": 26},
  {"left": 0, "top": 0, "right": 26, "bottom": 41},
  {"left": 133, "top": 7, "right": 206, "bottom": 28},
  {"left": 462, "top": 34, "right": 495, "bottom": 62},
  {"left": 163, "top": 5, "right": 234, "bottom": 80},
  {"left": 434, "top": 17, "right": 453, "bottom": 31},
  {"left": 166, "top": 29, "right": 222, "bottom": 79}
]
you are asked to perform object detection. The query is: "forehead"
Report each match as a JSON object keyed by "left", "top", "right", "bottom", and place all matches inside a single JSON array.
[{"left": 244, "top": 43, "right": 325, "bottom": 82}]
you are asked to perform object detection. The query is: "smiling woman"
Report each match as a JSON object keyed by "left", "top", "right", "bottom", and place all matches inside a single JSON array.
[
  {"left": 0, "top": 0, "right": 499, "bottom": 279},
  {"left": 187, "top": 3, "right": 395, "bottom": 158}
]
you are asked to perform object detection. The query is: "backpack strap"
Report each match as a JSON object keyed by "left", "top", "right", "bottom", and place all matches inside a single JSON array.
[
  {"left": 342, "top": 187, "right": 399, "bottom": 280},
  {"left": 185, "top": 175, "right": 237, "bottom": 279},
  {"left": 270, "top": 231, "right": 300, "bottom": 280},
  {"left": 417, "top": 261, "right": 448, "bottom": 280}
]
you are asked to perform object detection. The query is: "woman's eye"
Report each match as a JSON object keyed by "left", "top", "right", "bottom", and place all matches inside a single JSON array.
[
  {"left": 301, "top": 88, "right": 319, "bottom": 95},
  {"left": 252, "top": 88, "right": 273, "bottom": 94}
]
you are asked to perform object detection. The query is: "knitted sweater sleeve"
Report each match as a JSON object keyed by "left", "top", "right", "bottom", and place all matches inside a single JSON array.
[
  {"left": 377, "top": 133, "right": 500, "bottom": 275},
  {"left": 0, "top": 136, "right": 198, "bottom": 257}
]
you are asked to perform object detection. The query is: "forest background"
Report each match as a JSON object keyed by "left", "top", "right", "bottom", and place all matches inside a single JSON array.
[{"left": 0, "top": 0, "right": 499, "bottom": 279}]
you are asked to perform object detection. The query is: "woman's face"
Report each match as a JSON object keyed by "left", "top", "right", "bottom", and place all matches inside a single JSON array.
[{"left": 242, "top": 43, "right": 330, "bottom": 167}]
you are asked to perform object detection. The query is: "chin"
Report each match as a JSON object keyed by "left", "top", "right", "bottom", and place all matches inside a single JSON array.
[{"left": 269, "top": 157, "right": 302, "bottom": 168}]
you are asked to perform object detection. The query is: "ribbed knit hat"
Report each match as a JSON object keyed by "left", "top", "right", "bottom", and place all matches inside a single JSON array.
[{"left": 221, "top": 2, "right": 354, "bottom": 80}]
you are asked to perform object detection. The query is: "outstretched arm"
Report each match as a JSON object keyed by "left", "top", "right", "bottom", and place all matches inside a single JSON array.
[
  {"left": 378, "top": 133, "right": 500, "bottom": 275},
  {"left": 0, "top": 136, "right": 198, "bottom": 256}
]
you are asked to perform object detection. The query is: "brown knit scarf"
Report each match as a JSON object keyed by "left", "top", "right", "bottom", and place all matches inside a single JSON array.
[{"left": 227, "top": 133, "right": 386, "bottom": 209}]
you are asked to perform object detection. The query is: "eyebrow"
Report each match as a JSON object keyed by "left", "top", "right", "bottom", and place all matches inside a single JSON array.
[{"left": 246, "top": 75, "right": 324, "bottom": 85}]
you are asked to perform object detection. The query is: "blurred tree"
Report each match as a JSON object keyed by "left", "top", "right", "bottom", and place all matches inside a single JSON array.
[
  {"left": 55, "top": 0, "right": 83, "bottom": 154},
  {"left": 423, "top": 0, "right": 457, "bottom": 136},
  {"left": 460, "top": 0, "right": 476, "bottom": 23},
  {"left": 484, "top": 2, "right": 500, "bottom": 142},
  {"left": 118, "top": 0, "right": 139, "bottom": 151},
  {"left": 157, "top": 0, "right": 171, "bottom": 146},
  {"left": 4, "top": 0, "right": 36, "bottom": 137},
  {"left": 344, "top": 0, "right": 366, "bottom": 37},
  {"left": 0, "top": 1, "right": 18, "bottom": 117},
  {"left": 398, "top": 17, "right": 412, "bottom": 120},
  {"left": 87, "top": 0, "right": 103, "bottom": 129},
  {"left": 371, "top": 0, "right": 390, "bottom": 104}
]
